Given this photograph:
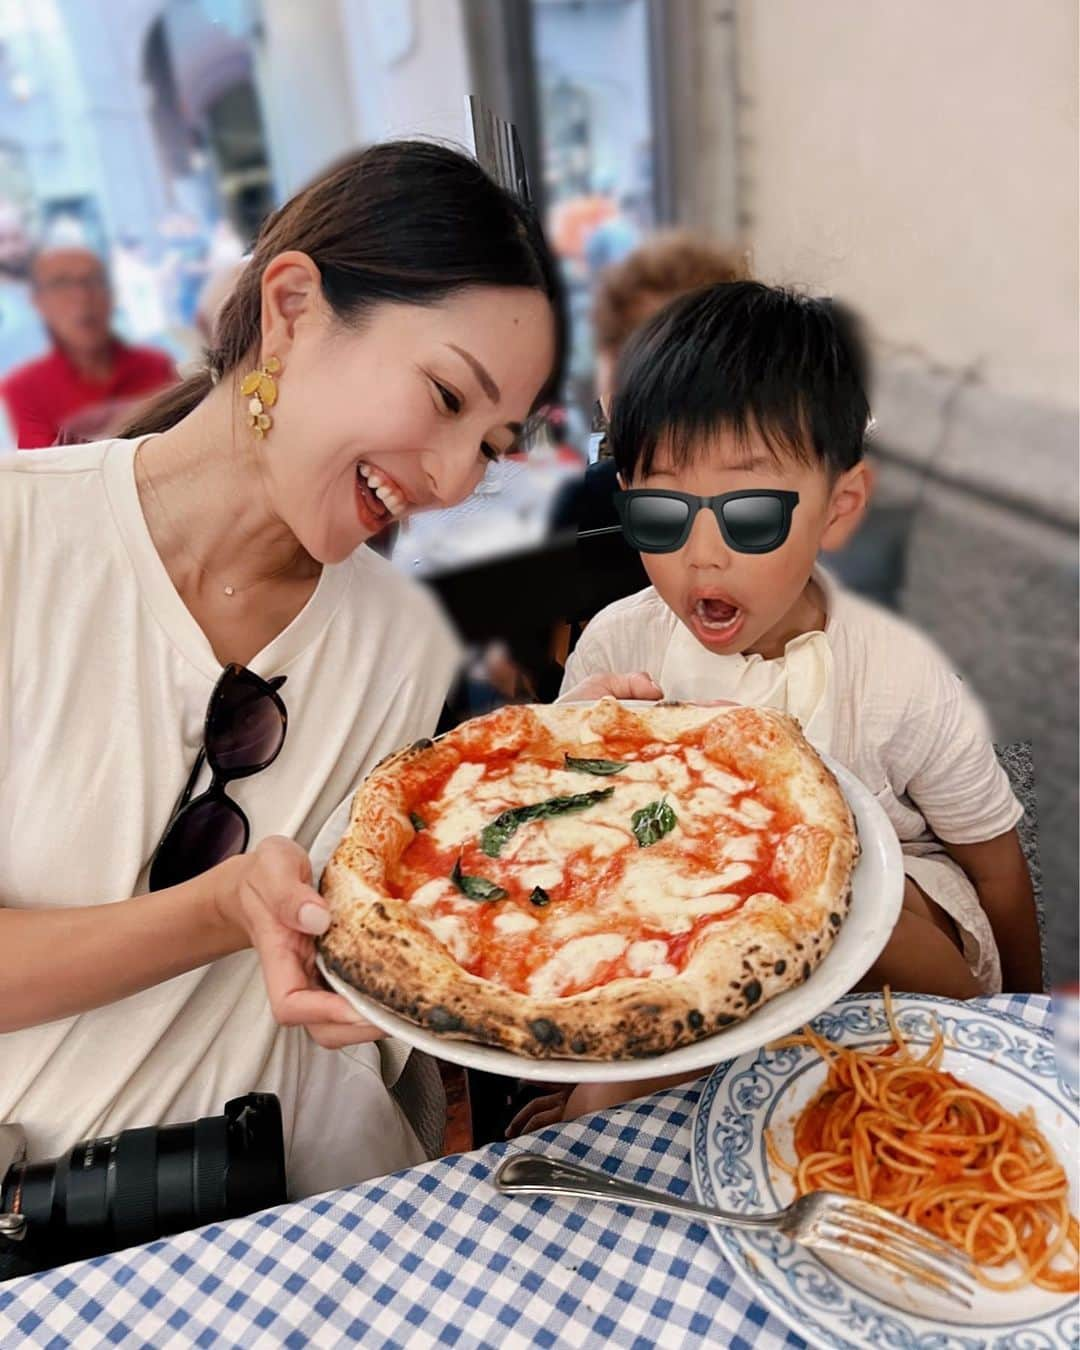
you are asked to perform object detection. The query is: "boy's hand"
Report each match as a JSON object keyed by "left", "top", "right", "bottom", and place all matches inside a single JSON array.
[
  {"left": 505, "top": 1087, "right": 573, "bottom": 1137},
  {"left": 561, "top": 671, "right": 663, "bottom": 702}
]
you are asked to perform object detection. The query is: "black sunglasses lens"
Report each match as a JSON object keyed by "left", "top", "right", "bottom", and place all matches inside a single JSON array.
[
  {"left": 149, "top": 797, "right": 247, "bottom": 891},
  {"left": 624, "top": 495, "right": 691, "bottom": 551},
  {"left": 207, "top": 674, "right": 285, "bottom": 775},
  {"left": 721, "top": 494, "right": 787, "bottom": 551}
]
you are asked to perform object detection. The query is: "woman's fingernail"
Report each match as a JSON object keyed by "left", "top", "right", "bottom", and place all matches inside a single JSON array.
[{"left": 299, "top": 902, "right": 330, "bottom": 935}]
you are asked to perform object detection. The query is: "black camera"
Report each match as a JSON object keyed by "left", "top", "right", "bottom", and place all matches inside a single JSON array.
[{"left": 0, "top": 1093, "right": 287, "bottom": 1281}]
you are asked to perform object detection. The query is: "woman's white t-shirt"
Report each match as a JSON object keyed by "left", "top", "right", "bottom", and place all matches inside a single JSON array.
[{"left": 0, "top": 439, "right": 461, "bottom": 1197}]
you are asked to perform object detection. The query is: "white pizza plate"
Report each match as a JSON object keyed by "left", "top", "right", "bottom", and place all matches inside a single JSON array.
[
  {"left": 691, "top": 993, "right": 1080, "bottom": 1350},
  {"left": 311, "top": 743, "right": 904, "bottom": 1084}
]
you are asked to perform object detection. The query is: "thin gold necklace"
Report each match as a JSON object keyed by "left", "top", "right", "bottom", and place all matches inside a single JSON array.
[{"left": 136, "top": 444, "right": 306, "bottom": 598}]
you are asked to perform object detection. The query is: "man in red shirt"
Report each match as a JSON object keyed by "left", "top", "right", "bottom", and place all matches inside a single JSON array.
[{"left": 1, "top": 247, "right": 177, "bottom": 448}]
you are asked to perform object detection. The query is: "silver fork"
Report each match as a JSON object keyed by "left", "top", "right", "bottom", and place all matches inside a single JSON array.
[{"left": 494, "top": 1153, "right": 976, "bottom": 1311}]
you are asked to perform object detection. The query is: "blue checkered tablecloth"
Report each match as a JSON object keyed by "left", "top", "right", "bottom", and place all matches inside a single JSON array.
[{"left": 0, "top": 994, "right": 1048, "bottom": 1349}]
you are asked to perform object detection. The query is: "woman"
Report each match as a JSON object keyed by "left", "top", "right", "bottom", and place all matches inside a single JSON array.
[{"left": 0, "top": 142, "right": 562, "bottom": 1197}]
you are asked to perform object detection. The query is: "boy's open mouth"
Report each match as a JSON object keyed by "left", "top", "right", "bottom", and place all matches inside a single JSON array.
[{"left": 693, "top": 597, "right": 741, "bottom": 631}]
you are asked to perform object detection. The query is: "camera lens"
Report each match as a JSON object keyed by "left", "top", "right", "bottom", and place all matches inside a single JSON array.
[{"left": 1, "top": 1093, "right": 286, "bottom": 1271}]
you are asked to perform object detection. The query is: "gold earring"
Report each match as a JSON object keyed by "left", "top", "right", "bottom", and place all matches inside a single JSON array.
[{"left": 240, "top": 355, "right": 281, "bottom": 438}]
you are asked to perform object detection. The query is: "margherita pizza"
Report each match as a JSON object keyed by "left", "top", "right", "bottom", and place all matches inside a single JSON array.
[{"left": 319, "top": 699, "right": 858, "bottom": 1059}]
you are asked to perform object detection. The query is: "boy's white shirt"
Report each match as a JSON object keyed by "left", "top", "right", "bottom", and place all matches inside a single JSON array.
[{"left": 561, "top": 567, "right": 1022, "bottom": 992}]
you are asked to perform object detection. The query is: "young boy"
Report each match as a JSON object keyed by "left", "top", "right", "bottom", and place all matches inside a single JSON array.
[{"left": 509, "top": 281, "right": 1041, "bottom": 1134}]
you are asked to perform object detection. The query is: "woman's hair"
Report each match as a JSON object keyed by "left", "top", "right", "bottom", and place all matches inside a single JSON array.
[
  {"left": 122, "top": 141, "right": 565, "bottom": 438},
  {"left": 610, "top": 281, "right": 871, "bottom": 482},
  {"left": 592, "top": 230, "right": 748, "bottom": 357}
]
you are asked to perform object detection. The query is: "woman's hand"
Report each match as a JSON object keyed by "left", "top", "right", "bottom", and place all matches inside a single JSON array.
[
  {"left": 561, "top": 671, "right": 663, "bottom": 703},
  {"left": 223, "top": 836, "right": 385, "bottom": 1049}
]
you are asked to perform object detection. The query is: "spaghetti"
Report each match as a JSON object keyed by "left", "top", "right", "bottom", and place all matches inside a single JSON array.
[{"left": 766, "top": 991, "right": 1079, "bottom": 1293}]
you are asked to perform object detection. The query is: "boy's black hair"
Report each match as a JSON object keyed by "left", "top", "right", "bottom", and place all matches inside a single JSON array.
[{"left": 609, "top": 281, "right": 871, "bottom": 481}]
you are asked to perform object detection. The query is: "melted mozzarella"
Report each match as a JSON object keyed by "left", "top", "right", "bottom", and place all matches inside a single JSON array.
[
  {"left": 420, "top": 914, "right": 475, "bottom": 966},
  {"left": 527, "top": 933, "right": 627, "bottom": 999},
  {"left": 409, "top": 877, "right": 459, "bottom": 909},
  {"left": 626, "top": 939, "right": 668, "bottom": 975},
  {"left": 501, "top": 814, "right": 632, "bottom": 866},
  {"left": 515, "top": 863, "right": 564, "bottom": 891},
  {"left": 442, "top": 761, "right": 487, "bottom": 798},
  {"left": 738, "top": 796, "right": 774, "bottom": 826},
  {"left": 617, "top": 856, "right": 750, "bottom": 930},
  {"left": 546, "top": 910, "right": 606, "bottom": 941},
  {"left": 679, "top": 785, "right": 735, "bottom": 822},
  {"left": 716, "top": 832, "right": 761, "bottom": 864},
  {"left": 620, "top": 753, "right": 691, "bottom": 794},
  {"left": 683, "top": 748, "right": 751, "bottom": 794},
  {"left": 493, "top": 910, "right": 540, "bottom": 936}
]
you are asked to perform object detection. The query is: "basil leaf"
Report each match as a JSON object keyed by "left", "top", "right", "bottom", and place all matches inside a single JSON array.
[
  {"left": 409, "top": 812, "right": 427, "bottom": 831},
  {"left": 451, "top": 856, "right": 507, "bottom": 902},
  {"left": 530, "top": 886, "right": 551, "bottom": 907},
  {"left": 564, "top": 754, "right": 627, "bottom": 776},
  {"left": 631, "top": 798, "right": 677, "bottom": 848},
  {"left": 480, "top": 787, "right": 615, "bottom": 858}
]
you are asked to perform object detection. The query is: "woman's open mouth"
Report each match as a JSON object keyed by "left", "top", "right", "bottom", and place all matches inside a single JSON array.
[{"left": 355, "top": 462, "right": 407, "bottom": 529}]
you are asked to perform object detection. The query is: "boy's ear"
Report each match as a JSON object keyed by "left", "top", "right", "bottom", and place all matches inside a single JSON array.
[{"left": 820, "top": 461, "right": 873, "bottom": 552}]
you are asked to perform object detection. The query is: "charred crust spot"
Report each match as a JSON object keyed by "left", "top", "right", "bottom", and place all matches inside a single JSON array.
[
  {"left": 716, "top": 1013, "right": 737, "bottom": 1027},
  {"left": 528, "top": 1018, "right": 563, "bottom": 1047},
  {"left": 427, "top": 1006, "right": 463, "bottom": 1033},
  {"left": 672, "top": 1021, "right": 683, "bottom": 1035},
  {"left": 688, "top": 1010, "right": 704, "bottom": 1030},
  {"left": 829, "top": 911, "right": 842, "bottom": 928},
  {"left": 802, "top": 961, "right": 812, "bottom": 981},
  {"left": 773, "top": 960, "right": 787, "bottom": 976},
  {"left": 743, "top": 979, "right": 762, "bottom": 1006},
  {"left": 570, "top": 1037, "right": 588, "bottom": 1055},
  {"left": 410, "top": 738, "right": 434, "bottom": 752}
]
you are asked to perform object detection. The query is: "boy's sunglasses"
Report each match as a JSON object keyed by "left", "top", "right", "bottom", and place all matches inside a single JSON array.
[
  {"left": 148, "top": 664, "right": 288, "bottom": 892},
  {"left": 612, "top": 488, "right": 800, "bottom": 555}
]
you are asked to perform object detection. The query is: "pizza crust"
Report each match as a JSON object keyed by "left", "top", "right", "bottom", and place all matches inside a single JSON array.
[{"left": 319, "top": 700, "right": 859, "bottom": 1060}]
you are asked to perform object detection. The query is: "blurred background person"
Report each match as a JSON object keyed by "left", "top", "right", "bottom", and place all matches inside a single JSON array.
[
  {"left": 591, "top": 231, "right": 748, "bottom": 412},
  {"left": 592, "top": 230, "right": 749, "bottom": 435},
  {"left": 1, "top": 247, "right": 176, "bottom": 448},
  {"left": 551, "top": 231, "right": 751, "bottom": 613}
]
